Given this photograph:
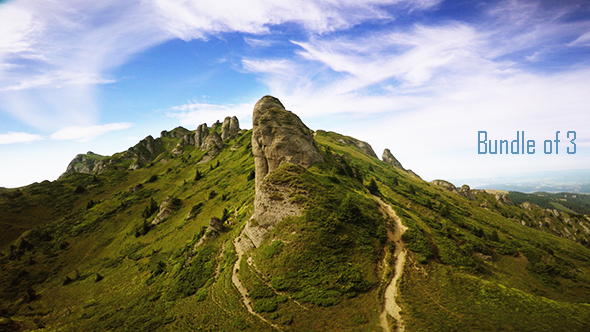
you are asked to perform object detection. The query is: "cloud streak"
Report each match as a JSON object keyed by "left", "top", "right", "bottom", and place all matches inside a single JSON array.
[
  {"left": 0, "top": 0, "right": 437, "bottom": 132},
  {"left": 238, "top": 1, "right": 590, "bottom": 180},
  {"left": 0, "top": 132, "right": 44, "bottom": 144},
  {"left": 50, "top": 123, "right": 133, "bottom": 142}
]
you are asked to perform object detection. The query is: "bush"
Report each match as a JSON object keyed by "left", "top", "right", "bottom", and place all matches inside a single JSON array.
[
  {"left": 247, "top": 170, "right": 255, "bottom": 181},
  {"left": 367, "top": 179, "right": 379, "bottom": 195},
  {"left": 74, "top": 185, "right": 85, "bottom": 194},
  {"left": 253, "top": 299, "right": 277, "bottom": 313},
  {"left": 196, "top": 289, "right": 207, "bottom": 301}
]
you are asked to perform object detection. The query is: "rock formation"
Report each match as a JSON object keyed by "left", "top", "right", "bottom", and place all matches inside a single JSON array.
[
  {"left": 382, "top": 148, "right": 405, "bottom": 170},
  {"left": 431, "top": 179, "right": 458, "bottom": 193},
  {"left": 221, "top": 116, "right": 240, "bottom": 140},
  {"left": 62, "top": 151, "right": 104, "bottom": 176},
  {"left": 208, "top": 217, "right": 224, "bottom": 232},
  {"left": 459, "top": 185, "right": 476, "bottom": 201},
  {"left": 194, "top": 124, "right": 209, "bottom": 147},
  {"left": 242, "top": 95, "right": 324, "bottom": 248},
  {"left": 431, "top": 180, "right": 477, "bottom": 201},
  {"left": 201, "top": 131, "right": 223, "bottom": 152},
  {"left": 495, "top": 194, "right": 515, "bottom": 206}
]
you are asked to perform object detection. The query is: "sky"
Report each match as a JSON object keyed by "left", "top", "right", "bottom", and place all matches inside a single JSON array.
[{"left": 0, "top": 0, "right": 589, "bottom": 188}]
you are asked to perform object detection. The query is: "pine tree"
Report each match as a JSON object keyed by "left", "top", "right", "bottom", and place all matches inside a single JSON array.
[{"left": 367, "top": 179, "right": 379, "bottom": 195}]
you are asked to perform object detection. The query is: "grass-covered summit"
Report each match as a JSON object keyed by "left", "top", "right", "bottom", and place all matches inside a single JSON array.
[{"left": 1, "top": 96, "right": 590, "bottom": 331}]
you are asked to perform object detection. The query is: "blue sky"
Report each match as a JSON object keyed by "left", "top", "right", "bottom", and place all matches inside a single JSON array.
[{"left": 0, "top": 0, "right": 589, "bottom": 188}]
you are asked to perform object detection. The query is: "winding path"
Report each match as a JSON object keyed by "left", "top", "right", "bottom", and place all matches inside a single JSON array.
[
  {"left": 232, "top": 230, "right": 281, "bottom": 330},
  {"left": 375, "top": 197, "right": 408, "bottom": 332}
]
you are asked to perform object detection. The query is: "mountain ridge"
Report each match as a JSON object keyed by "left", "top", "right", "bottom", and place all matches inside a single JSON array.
[{"left": 1, "top": 96, "right": 590, "bottom": 331}]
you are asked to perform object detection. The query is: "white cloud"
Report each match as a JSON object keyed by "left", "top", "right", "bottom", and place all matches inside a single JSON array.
[
  {"left": 168, "top": 101, "right": 255, "bottom": 129},
  {"left": 0, "top": 0, "right": 438, "bottom": 132},
  {"left": 50, "top": 123, "right": 132, "bottom": 142},
  {"left": 238, "top": 3, "right": 590, "bottom": 181},
  {"left": 0, "top": 132, "right": 44, "bottom": 144}
]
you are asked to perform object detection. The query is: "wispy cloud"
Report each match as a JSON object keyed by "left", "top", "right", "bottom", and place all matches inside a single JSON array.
[
  {"left": 50, "top": 122, "right": 132, "bottom": 142},
  {"left": 0, "top": 132, "right": 44, "bottom": 144},
  {"left": 0, "top": 0, "right": 436, "bottom": 132},
  {"left": 238, "top": 1, "right": 590, "bottom": 180},
  {"left": 168, "top": 101, "right": 255, "bottom": 129}
]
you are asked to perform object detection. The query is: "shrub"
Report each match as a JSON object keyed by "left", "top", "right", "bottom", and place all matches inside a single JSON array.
[
  {"left": 253, "top": 299, "right": 277, "bottom": 313},
  {"left": 247, "top": 170, "right": 255, "bottom": 181},
  {"left": 367, "top": 179, "right": 379, "bottom": 195}
]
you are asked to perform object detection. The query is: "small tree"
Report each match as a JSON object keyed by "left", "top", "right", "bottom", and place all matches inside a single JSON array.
[
  {"left": 195, "top": 170, "right": 203, "bottom": 181},
  {"left": 367, "top": 179, "right": 379, "bottom": 195}
]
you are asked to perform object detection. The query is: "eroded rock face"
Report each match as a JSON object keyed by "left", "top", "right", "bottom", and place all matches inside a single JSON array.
[
  {"left": 194, "top": 124, "right": 209, "bottom": 148},
  {"left": 201, "top": 131, "right": 223, "bottom": 152},
  {"left": 382, "top": 148, "right": 405, "bottom": 170},
  {"left": 221, "top": 116, "right": 240, "bottom": 140},
  {"left": 244, "top": 95, "right": 324, "bottom": 248},
  {"left": 252, "top": 95, "right": 323, "bottom": 193}
]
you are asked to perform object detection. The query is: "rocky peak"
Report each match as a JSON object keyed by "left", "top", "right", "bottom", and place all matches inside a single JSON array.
[
  {"left": 161, "top": 126, "right": 189, "bottom": 139},
  {"left": 252, "top": 95, "right": 323, "bottom": 194},
  {"left": 61, "top": 151, "right": 105, "bottom": 177},
  {"left": 194, "top": 124, "right": 209, "bottom": 148},
  {"left": 382, "top": 148, "right": 405, "bottom": 170},
  {"left": 241, "top": 95, "right": 324, "bottom": 248},
  {"left": 221, "top": 116, "right": 240, "bottom": 140}
]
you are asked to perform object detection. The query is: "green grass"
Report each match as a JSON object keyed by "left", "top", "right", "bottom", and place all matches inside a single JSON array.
[{"left": 2, "top": 126, "right": 590, "bottom": 331}]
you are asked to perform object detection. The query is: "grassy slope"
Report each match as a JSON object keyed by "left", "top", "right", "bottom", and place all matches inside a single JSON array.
[{"left": 1, "top": 128, "right": 590, "bottom": 331}]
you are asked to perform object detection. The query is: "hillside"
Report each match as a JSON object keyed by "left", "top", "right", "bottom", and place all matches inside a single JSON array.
[{"left": 2, "top": 96, "right": 590, "bottom": 331}]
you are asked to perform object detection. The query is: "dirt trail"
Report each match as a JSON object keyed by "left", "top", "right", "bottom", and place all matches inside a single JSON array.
[
  {"left": 232, "top": 231, "right": 281, "bottom": 330},
  {"left": 375, "top": 197, "right": 408, "bottom": 332}
]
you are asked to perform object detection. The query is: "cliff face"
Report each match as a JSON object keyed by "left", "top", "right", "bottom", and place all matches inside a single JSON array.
[{"left": 244, "top": 95, "right": 324, "bottom": 247}]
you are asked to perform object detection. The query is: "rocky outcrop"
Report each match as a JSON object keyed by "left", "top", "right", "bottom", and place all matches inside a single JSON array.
[
  {"left": 431, "top": 179, "right": 458, "bottom": 193},
  {"left": 161, "top": 126, "right": 189, "bottom": 139},
  {"left": 336, "top": 136, "right": 378, "bottom": 158},
  {"left": 459, "top": 185, "right": 476, "bottom": 201},
  {"left": 208, "top": 217, "right": 224, "bottom": 232},
  {"left": 221, "top": 116, "right": 240, "bottom": 140},
  {"left": 243, "top": 95, "right": 324, "bottom": 248},
  {"left": 431, "top": 180, "right": 476, "bottom": 200},
  {"left": 61, "top": 151, "right": 104, "bottom": 176},
  {"left": 194, "top": 124, "right": 209, "bottom": 147},
  {"left": 252, "top": 95, "right": 323, "bottom": 194},
  {"left": 495, "top": 194, "right": 515, "bottom": 206},
  {"left": 201, "top": 131, "right": 223, "bottom": 152},
  {"left": 382, "top": 149, "right": 405, "bottom": 170},
  {"left": 152, "top": 196, "right": 180, "bottom": 225}
]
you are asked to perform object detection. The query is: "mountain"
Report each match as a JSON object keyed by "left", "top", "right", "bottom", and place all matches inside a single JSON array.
[{"left": 2, "top": 96, "right": 590, "bottom": 331}]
